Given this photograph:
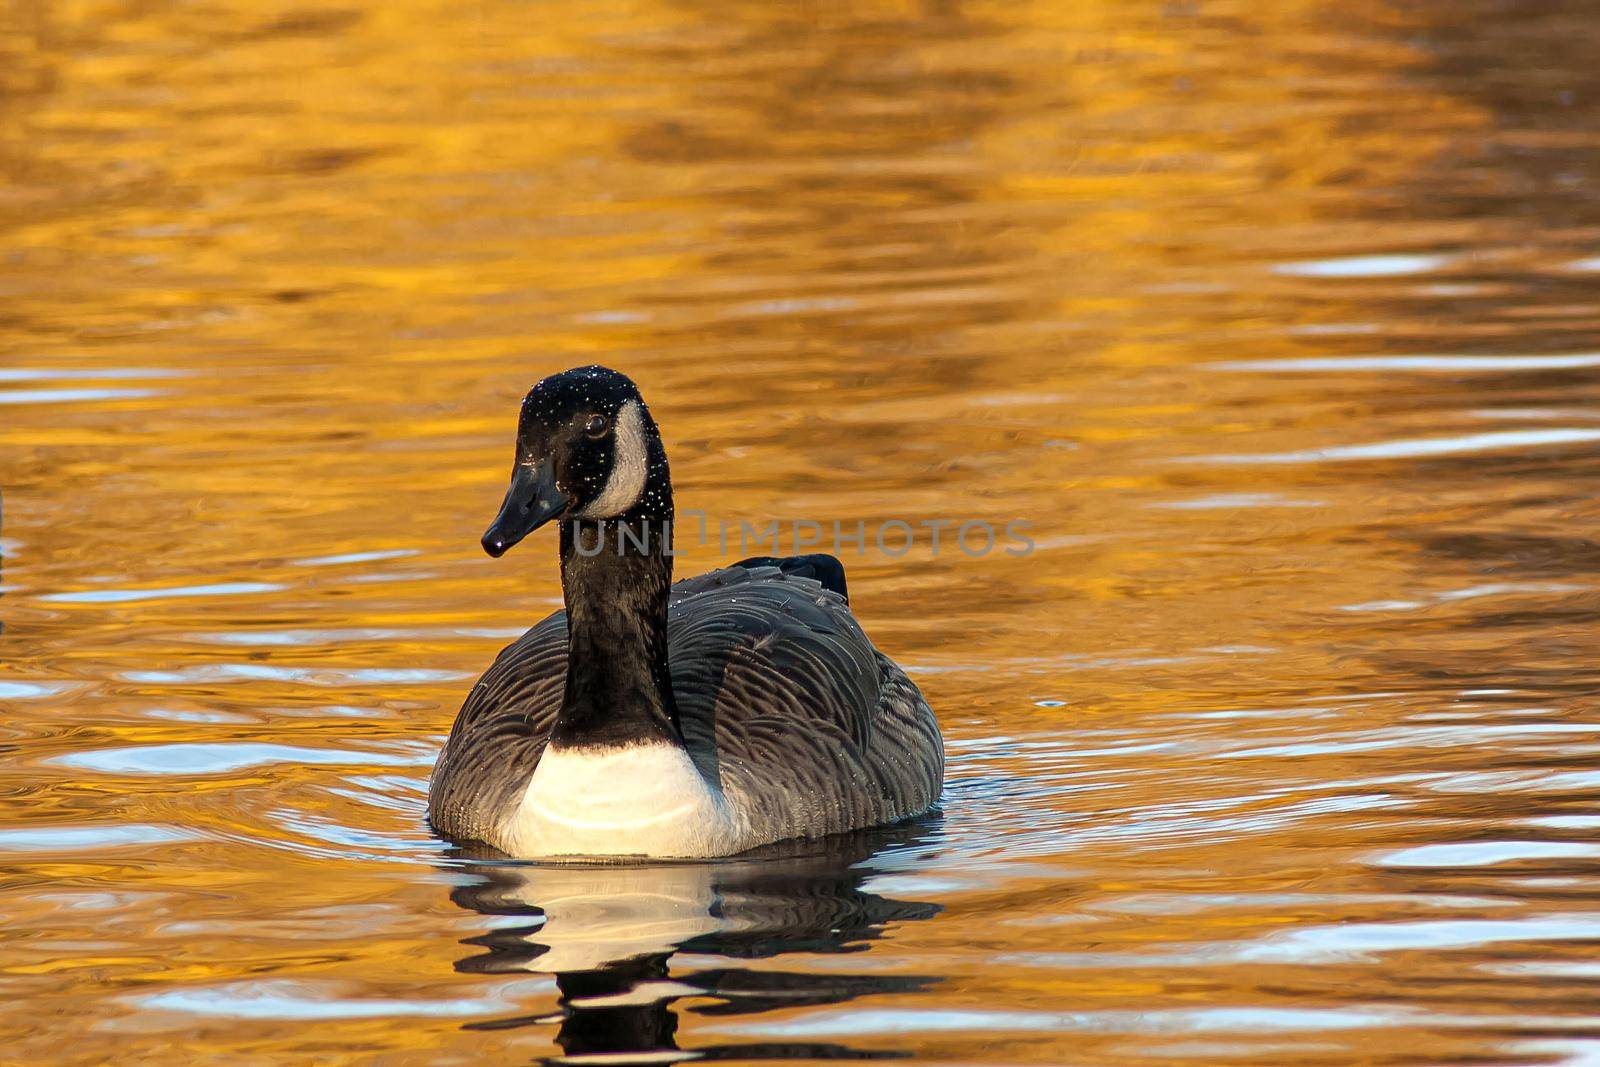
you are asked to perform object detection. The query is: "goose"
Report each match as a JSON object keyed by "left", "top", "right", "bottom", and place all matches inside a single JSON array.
[{"left": 429, "top": 365, "right": 943, "bottom": 859}]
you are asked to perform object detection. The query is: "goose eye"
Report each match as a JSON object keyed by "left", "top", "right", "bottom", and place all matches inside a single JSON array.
[{"left": 584, "top": 414, "right": 610, "bottom": 438}]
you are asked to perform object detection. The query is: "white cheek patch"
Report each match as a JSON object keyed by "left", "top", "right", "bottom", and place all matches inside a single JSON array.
[{"left": 577, "top": 398, "right": 648, "bottom": 518}]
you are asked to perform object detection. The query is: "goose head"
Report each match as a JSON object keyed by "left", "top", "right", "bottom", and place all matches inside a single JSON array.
[{"left": 482, "top": 365, "right": 669, "bottom": 558}]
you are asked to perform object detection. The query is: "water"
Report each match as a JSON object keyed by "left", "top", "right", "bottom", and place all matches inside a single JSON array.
[{"left": 4, "top": 1, "right": 1600, "bottom": 1062}]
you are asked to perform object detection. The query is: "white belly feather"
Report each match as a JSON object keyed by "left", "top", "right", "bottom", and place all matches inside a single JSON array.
[{"left": 497, "top": 742, "right": 751, "bottom": 859}]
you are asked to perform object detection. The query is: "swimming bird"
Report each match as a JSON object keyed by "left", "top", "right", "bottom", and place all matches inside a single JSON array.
[{"left": 429, "top": 365, "right": 943, "bottom": 859}]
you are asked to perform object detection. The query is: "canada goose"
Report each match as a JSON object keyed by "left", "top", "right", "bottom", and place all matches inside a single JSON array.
[{"left": 429, "top": 365, "right": 943, "bottom": 859}]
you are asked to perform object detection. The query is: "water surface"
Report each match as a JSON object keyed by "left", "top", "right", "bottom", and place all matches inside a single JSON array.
[{"left": 4, "top": 1, "right": 1600, "bottom": 1063}]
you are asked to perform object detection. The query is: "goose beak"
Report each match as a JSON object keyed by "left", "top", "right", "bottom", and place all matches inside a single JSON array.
[{"left": 482, "top": 460, "right": 570, "bottom": 558}]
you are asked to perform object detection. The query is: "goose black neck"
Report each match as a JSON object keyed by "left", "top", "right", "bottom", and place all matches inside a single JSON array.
[{"left": 551, "top": 505, "right": 679, "bottom": 749}]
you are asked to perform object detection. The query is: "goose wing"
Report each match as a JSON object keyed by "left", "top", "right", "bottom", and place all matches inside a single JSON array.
[
  {"left": 428, "top": 612, "right": 565, "bottom": 842},
  {"left": 666, "top": 561, "right": 877, "bottom": 752},
  {"left": 666, "top": 560, "right": 942, "bottom": 837}
]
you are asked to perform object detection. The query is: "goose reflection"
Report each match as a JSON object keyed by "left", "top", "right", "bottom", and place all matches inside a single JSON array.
[{"left": 449, "top": 823, "right": 942, "bottom": 1064}]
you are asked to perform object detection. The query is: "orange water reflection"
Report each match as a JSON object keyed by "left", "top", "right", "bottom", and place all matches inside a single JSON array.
[{"left": 4, "top": 0, "right": 1600, "bottom": 1063}]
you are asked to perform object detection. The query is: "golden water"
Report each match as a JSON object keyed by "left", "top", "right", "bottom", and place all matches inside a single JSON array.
[{"left": 5, "top": 1, "right": 1600, "bottom": 1063}]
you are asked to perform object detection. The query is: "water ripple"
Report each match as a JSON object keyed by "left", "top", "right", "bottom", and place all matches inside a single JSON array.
[
  {"left": 1273, "top": 253, "right": 1451, "bottom": 278},
  {"left": 133, "top": 979, "right": 519, "bottom": 1020},
  {"left": 1214, "top": 352, "right": 1600, "bottom": 373},
  {"left": 120, "top": 665, "right": 466, "bottom": 685},
  {"left": 0, "top": 824, "right": 199, "bottom": 852},
  {"left": 1187, "top": 428, "right": 1600, "bottom": 465},
  {"left": 0, "top": 388, "right": 163, "bottom": 405},
  {"left": 49, "top": 742, "right": 435, "bottom": 776},
  {"left": 0, "top": 368, "right": 188, "bottom": 382},
  {"left": 42, "top": 582, "right": 284, "bottom": 604}
]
